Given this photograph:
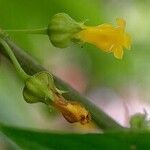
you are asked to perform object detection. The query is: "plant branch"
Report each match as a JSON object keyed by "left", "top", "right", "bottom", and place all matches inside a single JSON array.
[
  {"left": 3, "top": 28, "right": 48, "bottom": 34},
  {"left": 0, "top": 38, "right": 29, "bottom": 81},
  {"left": 0, "top": 34, "right": 123, "bottom": 130}
]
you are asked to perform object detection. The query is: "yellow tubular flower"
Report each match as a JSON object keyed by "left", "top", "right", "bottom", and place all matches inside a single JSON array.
[{"left": 77, "top": 18, "right": 131, "bottom": 59}]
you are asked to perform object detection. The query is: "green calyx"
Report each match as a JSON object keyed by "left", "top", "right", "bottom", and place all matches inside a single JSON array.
[
  {"left": 23, "top": 72, "right": 63, "bottom": 105},
  {"left": 48, "top": 13, "right": 84, "bottom": 48},
  {"left": 1, "top": 13, "right": 84, "bottom": 48}
]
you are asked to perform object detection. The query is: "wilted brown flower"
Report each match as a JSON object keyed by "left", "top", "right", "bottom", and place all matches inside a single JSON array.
[{"left": 53, "top": 94, "right": 91, "bottom": 124}]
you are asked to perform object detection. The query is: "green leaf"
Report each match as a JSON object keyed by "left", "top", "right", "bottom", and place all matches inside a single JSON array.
[{"left": 1, "top": 124, "right": 150, "bottom": 150}]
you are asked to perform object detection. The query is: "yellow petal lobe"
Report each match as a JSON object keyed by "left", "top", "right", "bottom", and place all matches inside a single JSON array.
[
  {"left": 114, "top": 46, "right": 123, "bottom": 59},
  {"left": 77, "top": 18, "right": 131, "bottom": 59}
]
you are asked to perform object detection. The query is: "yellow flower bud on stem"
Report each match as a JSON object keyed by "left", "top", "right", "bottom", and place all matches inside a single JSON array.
[{"left": 2, "top": 13, "right": 131, "bottom": 59}]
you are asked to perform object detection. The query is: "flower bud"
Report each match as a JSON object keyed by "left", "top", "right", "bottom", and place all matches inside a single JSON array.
[
  {"left": 23, "top": 72, "right": 55, "bottom": 104},
  {"left": 130, "top": 111, "right": 150, "bottom": 130},
  {"left": 48, "top": 13, "right": 83, "bottom": 48}
]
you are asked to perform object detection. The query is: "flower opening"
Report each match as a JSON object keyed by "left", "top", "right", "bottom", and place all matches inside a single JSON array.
[{"left": 77, "top": 18, "right": 131, "bottom": 59}]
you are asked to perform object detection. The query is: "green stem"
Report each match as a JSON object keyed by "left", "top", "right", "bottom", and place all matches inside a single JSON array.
[
  {"left": 0, "top": 35, "right": 124, "bottom": 130},
  {"left": 0, "top": 38, "right": 29, "bottom": 81},
  {"left": 3, "top": 28, "right": 48, "bottom": 34}
]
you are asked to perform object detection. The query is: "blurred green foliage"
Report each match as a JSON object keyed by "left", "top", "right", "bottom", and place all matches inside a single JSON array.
[{"left": 2, "top": 123, "right": 150, "bottom": 150}]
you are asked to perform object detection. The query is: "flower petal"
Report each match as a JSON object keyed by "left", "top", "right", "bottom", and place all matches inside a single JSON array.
[
  {"left": 116, "top": 18, "right": 126, "bottom": 29},
  {"left": 114, "top": 46, "right": 124, "bottom": 59},
  {"left": 123, "top": 33, "right": 131, "bottom": 49},
  {"left": 77, "top": 18, "right": 131, "bottom": 59}
]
